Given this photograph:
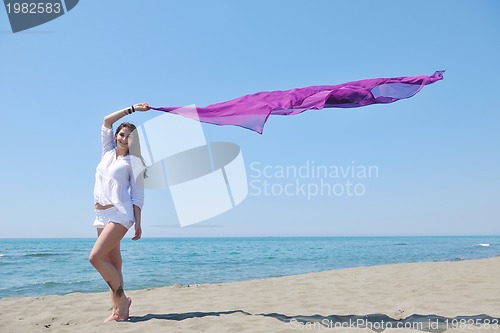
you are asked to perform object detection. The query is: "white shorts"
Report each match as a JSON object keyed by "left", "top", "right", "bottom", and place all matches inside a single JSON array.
[{"left": 93, "top": 207, "right": 134, "bottom": 230}]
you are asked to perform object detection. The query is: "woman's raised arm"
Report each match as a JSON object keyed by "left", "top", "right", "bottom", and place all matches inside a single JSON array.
[{"left": 103, "top": 103, "right": 150, "bottom": 128}]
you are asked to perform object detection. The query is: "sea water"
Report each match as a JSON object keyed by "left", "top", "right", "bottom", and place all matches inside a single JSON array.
[{"left": 0, "top": 236, "right": 498, "bottom": 298}]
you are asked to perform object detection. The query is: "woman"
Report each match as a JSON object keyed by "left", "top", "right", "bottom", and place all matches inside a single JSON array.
[{"left": 89, "top": 102, "right": 150, "bottom": 322}]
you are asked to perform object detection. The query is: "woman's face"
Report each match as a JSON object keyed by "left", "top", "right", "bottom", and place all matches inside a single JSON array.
[{"left": 116, "top": 127, "right": 132, "bottom": 151}]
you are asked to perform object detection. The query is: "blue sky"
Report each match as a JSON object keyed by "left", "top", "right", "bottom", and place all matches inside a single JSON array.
[{"left": 1, "top": 0, "right": 499, "bottom": 238}]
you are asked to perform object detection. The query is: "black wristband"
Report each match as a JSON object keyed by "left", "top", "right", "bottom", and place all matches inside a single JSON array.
[{"left": 131, "top": 105, "right": 136, "bottom": 113}]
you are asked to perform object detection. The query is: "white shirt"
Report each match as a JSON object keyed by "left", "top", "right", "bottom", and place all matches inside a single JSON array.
[{"left": 94, "top": 125, "right": 145, "bottom": 221}]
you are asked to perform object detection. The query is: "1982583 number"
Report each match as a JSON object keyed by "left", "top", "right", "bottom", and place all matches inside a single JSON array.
[{"left": 5, "top": 2, "right": 61, "bottom": 14}]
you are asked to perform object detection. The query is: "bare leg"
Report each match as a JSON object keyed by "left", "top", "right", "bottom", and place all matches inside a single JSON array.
[
  {"left": 89, "top": 222, "right": 131, "bottom": 321},
  {"left": 97, "top": 228, "right": 126, "bottom": 321}
]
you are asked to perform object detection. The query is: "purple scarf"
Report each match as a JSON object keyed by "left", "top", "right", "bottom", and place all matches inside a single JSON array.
[{"left": 151, "top": 71, "right": 444, "bottom": 133}]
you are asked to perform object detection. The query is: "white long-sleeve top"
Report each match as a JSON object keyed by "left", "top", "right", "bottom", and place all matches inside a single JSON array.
[{"left": 94, "top": 125, "right": 145, "bottom": 221}]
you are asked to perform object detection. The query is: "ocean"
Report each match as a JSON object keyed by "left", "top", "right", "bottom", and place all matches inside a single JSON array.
[{"left": 0, "top": 236, "right": 498, "bottom": 298}]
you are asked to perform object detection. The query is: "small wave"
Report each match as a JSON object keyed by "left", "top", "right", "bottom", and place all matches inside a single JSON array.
[
  {"left": 449, "top": 257, "right": 465, "bottom": 261},
  {"left": 39, "top": 281, "right": 58, "bottom": 287},
  {"left": 22, "top": 253, "right": 64, "bottom": 258},
  {"left": 0, "top": 254, "right": 5, "bottom": 257},
  {"left": 478, "top": 244, "right": 490, "bottom": 247},
  {"left": 394, "top": 243, "right": 407, "bottom": 246}
]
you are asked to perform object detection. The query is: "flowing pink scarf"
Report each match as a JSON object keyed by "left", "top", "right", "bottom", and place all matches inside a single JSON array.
[{"left": 151, "top": 71, "right": 444, "bottom": 134}]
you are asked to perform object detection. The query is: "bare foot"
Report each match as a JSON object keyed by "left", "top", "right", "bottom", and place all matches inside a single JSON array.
[
  {"left": 103, "top": 303, "right": 117, "bottom": 323},
  {"left": 116, "top": 297, "right": 132, "bottom": 321},
  {"left": 103, "top": 298, "right": 131, "bottom": 322}
]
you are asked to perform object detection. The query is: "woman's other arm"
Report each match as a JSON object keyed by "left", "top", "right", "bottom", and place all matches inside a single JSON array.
[{"left": 132, "top": 205, "right": 142, "bottom": 241}]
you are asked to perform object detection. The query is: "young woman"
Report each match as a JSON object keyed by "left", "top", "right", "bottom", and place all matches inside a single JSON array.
[{"left": 89, "top": 102, "right": 150, "bottom": 322}]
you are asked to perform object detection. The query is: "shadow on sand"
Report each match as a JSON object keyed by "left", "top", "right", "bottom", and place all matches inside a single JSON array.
[
  {"left": 128, "top": 310, "right": 251, "bottom": 322},
  {"left": 129, "top": 311, "right": 499, "bottom": 332}
]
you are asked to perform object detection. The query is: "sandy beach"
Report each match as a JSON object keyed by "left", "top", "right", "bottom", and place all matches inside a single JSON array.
[{"left": 1, "top": 257, "right": 499, "bottom": 333}]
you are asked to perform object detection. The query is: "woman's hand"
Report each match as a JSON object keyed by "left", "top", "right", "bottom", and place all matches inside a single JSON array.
[
  {"left": 133, "top": 102, "right": 150, "bottom": 112},
  {"left": 132, "top": 223, "right": 142, "bottom": 241}
]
